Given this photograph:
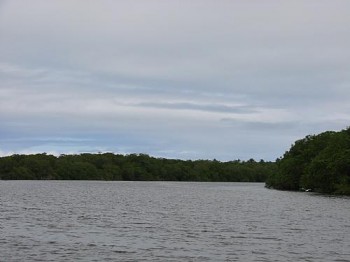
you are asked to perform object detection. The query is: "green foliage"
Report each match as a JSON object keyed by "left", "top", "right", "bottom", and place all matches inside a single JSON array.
[
  {"left": 0, "top": 153, "right": 275, "bottom": 182},
  {"left": 266, "top": 127, "right": 350, "bottom": 195}
]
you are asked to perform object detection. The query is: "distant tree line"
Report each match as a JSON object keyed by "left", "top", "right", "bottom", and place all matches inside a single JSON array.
[
  {"left": 266, "top": 127, "right": 350, "bottom": 195},
  {"left": 0, "top": 153, "right": 276, "bottom": 182}
]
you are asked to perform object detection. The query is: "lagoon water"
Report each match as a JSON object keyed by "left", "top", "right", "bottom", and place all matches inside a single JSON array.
[{"left": 0, "top": 181, "right": 349, "bottom": 261}]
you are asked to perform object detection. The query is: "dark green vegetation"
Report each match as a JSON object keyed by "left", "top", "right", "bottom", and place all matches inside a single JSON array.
[
  {"left": 266, "top": 127, "right": 350, "bottom": 195},
  {"left": 2, "top": 128, "right": 349, "bottom": 195},
  {"left": 0, "top": 153, "right": 275, "bottom": 182}
]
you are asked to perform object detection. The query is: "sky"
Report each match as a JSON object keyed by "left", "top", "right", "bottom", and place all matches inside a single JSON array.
[{"left": 0, "top": 0, "right": 350, "bottom": 161}]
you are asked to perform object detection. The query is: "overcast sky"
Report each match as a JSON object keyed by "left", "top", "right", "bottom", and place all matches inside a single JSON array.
[{"left": 1, "top": 0, "right": 350, "bottom": 161}]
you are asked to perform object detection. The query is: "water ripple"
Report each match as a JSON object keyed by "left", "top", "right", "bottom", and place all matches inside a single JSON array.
[{"left": 0, "top": 181, "right": 349, "bottom": 261}]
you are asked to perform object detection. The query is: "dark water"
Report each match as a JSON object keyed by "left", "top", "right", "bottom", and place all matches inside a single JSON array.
[{"left": 0, "top": 181, "right": 349, "bottom": 261}]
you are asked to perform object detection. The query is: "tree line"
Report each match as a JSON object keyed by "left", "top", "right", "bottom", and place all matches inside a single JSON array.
[
  {"left": 266, "top": 127, "right": 350, "bottom": 195},
  {"left": 2, "top": 127, "right": 349, "bottom": 194},
  {"left": 0, "top": 153, "right": 276, "bottom": 182}
]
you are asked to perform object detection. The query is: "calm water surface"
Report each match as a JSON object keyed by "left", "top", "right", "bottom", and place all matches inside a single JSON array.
[{"left": 0, "top": 181, "right": 349, "bottom": 261}]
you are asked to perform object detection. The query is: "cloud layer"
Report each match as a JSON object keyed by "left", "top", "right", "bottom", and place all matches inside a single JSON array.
[{"left": 1, "top": 0, "right": 350, "bottom": 160}]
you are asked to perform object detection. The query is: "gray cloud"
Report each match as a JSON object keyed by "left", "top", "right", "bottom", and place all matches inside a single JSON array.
[
  {"left": 136, "top": 102, "right": 258, "bottom": 114},
  {"left": 220, "top": 118, "right": 298, "bottom": 130},
  {"left": 0, "top": 0, "right": 350, "bottom": 160}
]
